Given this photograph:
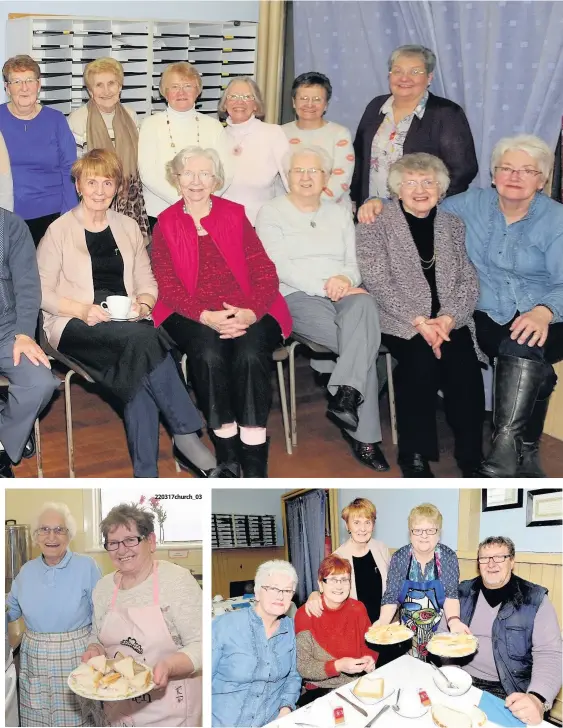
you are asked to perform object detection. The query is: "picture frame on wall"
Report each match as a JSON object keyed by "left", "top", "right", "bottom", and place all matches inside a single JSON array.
[
  {"left": 481, "top": 488, "right": 524, "bottom": 512},
  {"left": 526, "top": 489, "right": 563, "bottom": 528}
]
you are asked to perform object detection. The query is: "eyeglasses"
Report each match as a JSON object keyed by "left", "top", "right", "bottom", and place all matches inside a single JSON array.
[
  {"left": 322, "top": 577, "right": 351, "bottom": 585},
  {"left": 289, "top": 167, "right": 325, "bottom": 176},
  {"left": 411, "top": 528, "right": 438, "bottom": 536},
  {"left": 35, "top": 526, "right": 69, "bottom": 537},
  {"left": 104, "top": 536, "right": 145, "bottom": 551},
  {"left": 7, "top": 77, "right": 39, "bottom": 87},
  {"left": 261, "top": 585, "right": 294, "bottom": 598},
  {"left": 494, "top": 166, "right": 542, "bottom": 179},
  {"left": 226, "top": 93, "right": 255, "bottom": 102},
  {"left": 168, "top": 83, "right": 197, "bottom": 93},
  {"left": 478, "top": 554, "right": 512, "bottom": 565},
  {"left": 176, "top": 170, "right": 214, "bottom": 182},
  {"left": 401, "top": 179, "right": 438, "bottom": 189},
  {"left": 389, "top": 68, "right": 427, "bottom": 77},
  {"left": 297, "top": 95, "right": 325, "bottom": 104}
]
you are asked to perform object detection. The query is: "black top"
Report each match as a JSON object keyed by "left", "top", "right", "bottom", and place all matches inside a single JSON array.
[
  {"left": 401, "top": 202, "right": 440, "bottom": 317},
  {"left": 85, "top": 226, "right": 127, "bottom": 300},
  {"left": 351, "top": 91, "right": 478, "bottom": 206},
  {"left": 479, "top": 575, "right": 516, "bottom": 609},
  {"left": 353, "top": 550, "right": 383, "bottom": 623}
]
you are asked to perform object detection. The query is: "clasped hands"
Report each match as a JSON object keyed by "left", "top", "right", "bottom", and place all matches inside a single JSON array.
[
  {"left": 413, "top": 315, "right": 455, "bottom": 359},
  {"left": 201, "top": 303, "right": 257, "bottom": 339},
  {"left": 324, "top": 275, "right": 368, "bottom": 302}
]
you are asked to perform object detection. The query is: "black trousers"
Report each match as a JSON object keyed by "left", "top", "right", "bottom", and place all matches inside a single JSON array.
[
  {"left": 470, "top": 676, "right": 507, "bottom": 700},
  {"left": 382, "top": 326, "right": 485, "bottom": 465},
  {"left": 161, "top": 313, "right": 282, "bottom": 430},
  {"left": 25, "top": 212, "right": 60, "bottom": 247},
  {"left": 297, "top": 687, "right": 331, "bottom": 707}
]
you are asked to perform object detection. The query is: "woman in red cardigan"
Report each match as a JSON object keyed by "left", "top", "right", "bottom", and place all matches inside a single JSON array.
[{"left": 151, "top": 146, "right": 292, "bottom": 478}]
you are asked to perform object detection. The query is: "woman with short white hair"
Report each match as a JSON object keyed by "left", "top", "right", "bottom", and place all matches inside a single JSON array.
[
  {"left": 6, "top": 502, "right": 101, "bottom": 726},
  {"left": 256, "top": 146, "right": 389, "bottom": 473},
  {"left": 212, "top": 560, "right": 301, "bottom": 727}
]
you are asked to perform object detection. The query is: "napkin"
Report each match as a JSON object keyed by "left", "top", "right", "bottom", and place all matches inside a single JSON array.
[{"left": 478, "top": 691, "right": 525, "bottom": 727}]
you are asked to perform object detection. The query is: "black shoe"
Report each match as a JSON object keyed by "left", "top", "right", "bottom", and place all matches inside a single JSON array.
[
  {"left": 342, "top": 430, "right": 390, "bottom": 472},
  {"left": 0, "top": 450, "right": 15, "bottom": 478},
  {"left": 398, "top": 452, "right": 434, "bottom": 478},
  {"left": 327, "top": 386, "right": 362, "bottom": 431},
  {"left": 210, "top": 432, "right": 241, "bottom": 477},
  {"left": 240, "top": 439, "right": 269, "bottom": 478},
  {"left": 173, "top": 443, "right": 220, "bottom": 478},
  {"left": 22, "top": 433, "right": 36, "bottom": 460}
]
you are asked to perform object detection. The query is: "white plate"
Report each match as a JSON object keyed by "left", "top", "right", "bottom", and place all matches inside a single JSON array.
[
  {"left": 432, "top": 665, "right": 472, "bottom": 696},
  {"left": 67, "top": 672, "right": 155, "bottom": 701},
  {"left": 348, "top": 681, "right": 395, "bottom": 706},
  {"left": 394, "top": 702, "right": 429, "bottom": 719}
]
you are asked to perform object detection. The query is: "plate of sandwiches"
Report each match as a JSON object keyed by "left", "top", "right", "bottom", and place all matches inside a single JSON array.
[
  {"left": 365, "top": 622, "right": 413, "bottom": 645},
  {"left": 68, "top": 652, "right": 154, "bottom": 701},
  {"left": 432, "top": 704, "right": 487, "bottom": 727},
  {"left": 426, "top": 633, "right": 479, "bottom": 658},
  {"left": 350, "top": 675, "right": 394, "bottom": 706}
]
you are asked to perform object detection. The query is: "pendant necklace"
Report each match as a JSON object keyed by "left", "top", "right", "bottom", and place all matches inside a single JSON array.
[
  {"left": 183, "top": 198, "right": 212, "bottom": 233},
  {"left": 309, "top": 207, "right": 320, "bottom": 228},
  {"left": 166, "top": 109, "right": 199, "bottom": 149}
]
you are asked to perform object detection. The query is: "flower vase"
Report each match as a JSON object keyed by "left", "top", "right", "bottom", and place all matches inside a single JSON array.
[{"left": 159, "top": 523, "right": 165, "bottom": 543}]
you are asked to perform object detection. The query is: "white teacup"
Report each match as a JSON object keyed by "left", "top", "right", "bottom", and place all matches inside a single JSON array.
[{"left": 101, "top": 295, "right": 132, "bottom": 319}]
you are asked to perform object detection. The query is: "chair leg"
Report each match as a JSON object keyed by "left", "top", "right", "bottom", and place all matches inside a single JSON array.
[
  {"left": 174, "top": 354, "right": 190, "bottom": 472},
  {"left": 64, "top": 370, "right": 76, "bottom": 478},
  {"left": 385, "top": 352, "right": 398, "bottom": 446},
  {"left": 34, "top": 418, "right": 43, "bottom": 478},
  {"left": 277, "top": 360, "right": 292, "bottom": 455},
  {"left": 288, "top": 341, "right": 299, "bottom": 446}
]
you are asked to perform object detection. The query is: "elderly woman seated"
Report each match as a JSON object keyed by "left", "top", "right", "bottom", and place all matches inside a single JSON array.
[
  {"left": 6, "top": 502, "right": 101, "bottom": 726},
  {"left": 256, "top": 145, "right": 389, "bottom": 473},
  {"left": 37, "top": 148, "right": 219, "bottom": 478},
  {"left": 212, "top": 560, "right": 301, "bottom": 727},
  {"left": 81, "top": 503, "right": 202, "bottom": 726},
  {"left": 151, "top": 146, "right": 292, "bottom": 478},
  {"left": 295, "top": 555, "right": 378, "bottom": 707},
  {"left": 356, "top": 153, "right": 485, "bottom": 477}
]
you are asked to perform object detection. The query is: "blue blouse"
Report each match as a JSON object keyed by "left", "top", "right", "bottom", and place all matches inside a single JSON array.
[
  {"left": 6, "top": 549, "right": 102, "bottom": 633},
  {"left": 212, "top": 606, "right": 302, "bottom": 727},
  {"left": 382, "top": 543, "right": 460, "bottom": 605}
]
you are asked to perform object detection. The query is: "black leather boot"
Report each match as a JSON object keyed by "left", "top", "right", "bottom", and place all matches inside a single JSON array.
[
  {"left": 210, "top": 433, "right": 241, "bottom": 478},
  {"left": 0, "top": 450, "right": 15, "bottom": 478},
  {"left": 240, "top": 439, "right": 269, "bottom": 478},
  {"left": 22, "top": 433, "right": 36, "bottom": 459},
  {"left": 480, "top": 356, "right": 545, "bottom": 478},
  {"left": 518, "top": 395, "right": 551, "bottom": 478},
  {"left": 398, "top": 452, "right": 434, "bottom": 478},
  {"left": 327, "top": 386, "right": 362, "bottom": 431}
]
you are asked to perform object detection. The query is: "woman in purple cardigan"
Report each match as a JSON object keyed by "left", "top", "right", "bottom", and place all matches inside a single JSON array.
[{"left": 356, "top": 153, "right": 485, "bottom": 478}]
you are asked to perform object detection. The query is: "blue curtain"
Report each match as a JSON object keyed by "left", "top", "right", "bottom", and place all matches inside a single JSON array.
[
  {"left": 285, "top": 489, "right": 326, "bottom": 605},
  {"left": 293, "top": 1, "right": 563, "bottom": 186}
]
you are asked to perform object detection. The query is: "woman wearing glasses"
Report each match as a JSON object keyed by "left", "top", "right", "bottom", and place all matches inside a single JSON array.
[
  {"left": 152, "top": 146, "right": 291, "bottom": 477},
  {"left": 283, "top": 71, "right": 354, "bottom": 214},
  {"left": 373, "top": 504, "right": 469, "bottom": 661},
  {"left": 0, "top": 55, "right": 77, "bottom": 245},
  {"left": 356, "top": 153, "right": 485, "bottom": 477},
  {"left": 138, "top": 62, "right": 225, "bottom": 229},
  {"left": 351, "top": 44, "right": 477, "bottom": 212},
  {"left": 6, "top": 502, "right": 101, "bottom": 726},
  {"left": 81, "top": 503, "right": 202, "bottom": 726},
  {"left": 218, "top": 77, "right": 289, "bottom": 225},
  {"left": 294, "top": 555, "right": 379, "bottom": 706},
  {"left": 212, "top": 560, "right": 301, "bottom": 727}
]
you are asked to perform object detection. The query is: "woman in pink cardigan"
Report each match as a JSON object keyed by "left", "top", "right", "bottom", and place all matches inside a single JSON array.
[{"left": 37, "top": 149, "right": 221, "bottom": 478}]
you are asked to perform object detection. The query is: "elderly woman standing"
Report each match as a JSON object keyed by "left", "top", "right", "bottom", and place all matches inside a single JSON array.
[
  {"left": 352, "top": 44, "right": 477, "bottom": 210},
  {"left": 283, "top": 71, "right": 354, "bottom": 212},
  {"left": 6, "top": 502, "right": 101, "bottom": 726},
  {"left": 151, "top": 146, "right": 291, "bottom": 478},
  {"left": 81, "top": 503, "right": 202, "bottom": 726},
  {"left": 256, "top": 145, "right": 389, "bottom": 472},
  {"left": 37, "top": 149, "right": 219, "bottom": 478},
  {"left": 68, "top": 57, "right": 149, "bottom": 242},
  {"left": 374, "top": 504, "right": 469, "bottom": 661},
  {"left": 212, "top": 560, "right": 301, "bottom": 727},
  {"left": 218, "top": 76, "right": 289, "bottom": 225},
  {"left": 0, "top": 55, "right": 77, "bottom": 245},
  {"left": 357, "top": 152, "right": 485, "bottom": 478},
  {"left": 139, "top": 62, "right": 224, "bottom": 228}
]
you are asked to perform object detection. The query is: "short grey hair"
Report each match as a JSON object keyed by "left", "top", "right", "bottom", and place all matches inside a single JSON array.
[
  {"left": 217, "top": 76, "right": 265, "bottom": 119},
  {"left": 32, "top": 502, "right": 77, "bottom": 543},
  {"left": 100, "top": 503, "right": 155, "bottom": 541},
  {"left": 388, "top": 45, "right": 436, "bottom": 75},
  {"left": 165, "top": 145, "right": 225, "bottom": 191},
  {"left": 388, "top": 152, "right": 450, "bottom": 198},
  {"left": 491, "top": 134, "right": 553, "bottom": 181},
  {"left": 254, "top": 559, "right": 298, "bottom": 593},
  {"left": 478, "top": 536, "right": 516, "bottom": 560},
  {"left": 282, "top": 145, "right": 333, "bottom": 177}
]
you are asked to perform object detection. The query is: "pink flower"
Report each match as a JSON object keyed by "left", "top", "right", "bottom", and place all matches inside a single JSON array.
[
  {"left": 149, "top": 497, "right": 158, "bottom": 507},
  {"left": 139, "top": 495, "right": 146, "bottom": 504}
]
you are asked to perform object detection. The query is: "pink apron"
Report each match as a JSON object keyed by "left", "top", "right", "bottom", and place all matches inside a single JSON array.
[{"left": 99, "top": 562, "right": 202, "bottom": 727}]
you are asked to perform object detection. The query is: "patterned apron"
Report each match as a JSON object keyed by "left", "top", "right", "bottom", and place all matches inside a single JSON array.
[
  {"left": 98, "top": 563, "right": 202, "bottom": 727},
  {"left": 398, "top": 551, "right": 446, "bottom": 661}
]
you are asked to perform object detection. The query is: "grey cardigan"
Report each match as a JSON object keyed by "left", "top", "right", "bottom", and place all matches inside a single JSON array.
[{"left": 356, "top": 200, "right": 485, "bottom": 361}]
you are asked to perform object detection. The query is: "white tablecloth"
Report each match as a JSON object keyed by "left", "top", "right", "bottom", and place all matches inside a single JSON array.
[{"left": 264, "top": 655, "right": 550, "bottom": 728}]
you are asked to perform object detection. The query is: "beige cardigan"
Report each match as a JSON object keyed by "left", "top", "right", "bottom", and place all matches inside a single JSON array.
[
  {"left": 334, "top": 538, "right": 390, "bottom": 601},
  {"left": 37, "top": 208, "right": 157, "bottom": 348}
]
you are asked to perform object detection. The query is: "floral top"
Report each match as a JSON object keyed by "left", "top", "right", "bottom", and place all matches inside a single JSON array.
[{"left": 368, "top": 91, "right": 429, "bottom": 199}]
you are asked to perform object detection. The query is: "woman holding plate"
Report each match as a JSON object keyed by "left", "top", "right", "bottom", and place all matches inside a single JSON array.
[{"left": 372, "top": 503, "right": 470, "bottom": 661}]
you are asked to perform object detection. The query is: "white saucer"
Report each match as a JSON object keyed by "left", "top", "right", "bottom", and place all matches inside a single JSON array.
[
  {"left": 110, "top": 313, "right": 138, "bottom": 322},
  {"left": 394, "top": 702, "right": 429, "bottom": 719}
]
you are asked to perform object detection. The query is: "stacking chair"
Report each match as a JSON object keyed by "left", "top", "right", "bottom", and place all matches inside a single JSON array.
[{"left": 0, "top": 376, "right": 44, "bottom": 477}]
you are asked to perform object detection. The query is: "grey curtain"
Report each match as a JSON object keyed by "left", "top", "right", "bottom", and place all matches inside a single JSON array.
[{"left": 286, "top": 489, "right": 326, "bottom": 605}]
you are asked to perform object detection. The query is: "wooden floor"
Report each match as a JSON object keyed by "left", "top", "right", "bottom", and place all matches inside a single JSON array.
[{"left": 14, "top": 355, "right": 563, "bottom": 479}]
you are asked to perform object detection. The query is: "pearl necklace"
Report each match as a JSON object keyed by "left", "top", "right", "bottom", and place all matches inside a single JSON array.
[
  {"left": 183, "top": 198, "right": 212, "bottom": 233},
  {"left": 166, "top": 109, "right": 199, "bottom": 149}
]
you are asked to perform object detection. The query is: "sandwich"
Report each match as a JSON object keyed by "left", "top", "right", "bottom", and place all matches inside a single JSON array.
[
  {"left": 352, "top": 676, "right": 384, "bottom": 700},
  {"left": 114, "top": 656, "right": 136, "bottom": 681},
  {"left": 69, "top": 654, "right": 153, "bottom": 700},
  {"left": 432, "top": 705, "right": 472, "bottom": 728},
  {"left": 130, "top": 669, "right": 152, "bottom": 691},
  {"left": 469, "top": 706, "right": 487, "bottom": 727},
  {"left": 87, "top": 655, "right": 108, "bottom": 674}
]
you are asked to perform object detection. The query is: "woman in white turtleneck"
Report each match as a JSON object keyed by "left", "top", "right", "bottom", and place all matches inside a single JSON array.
[
  {"left": 138, "top": 62, "right": 225, "bottom": 227},
  {"left": 219, "top": 77, "right": 289, "bottom": 225}
]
